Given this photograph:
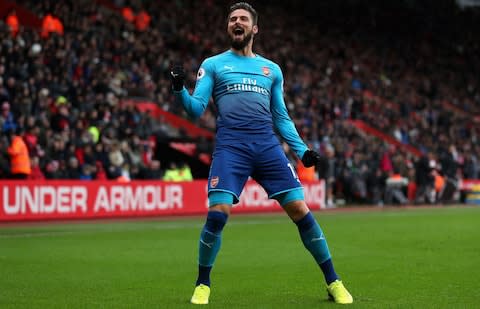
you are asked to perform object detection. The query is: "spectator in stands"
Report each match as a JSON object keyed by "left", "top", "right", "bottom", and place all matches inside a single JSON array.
[
  {"left": 6, "top": 128, "right": 31, "bottom": 179},
  {"left": 66, "top": 156, "right": 82, "bottom": 179},
  {"left": 78, "top": 143, "right": 97, "bottom": 167},
  {"left": 23, "top": 123, "right": 41, "bottom": 156},
  {"left": 463, "top": 149, "right": 479, "bottom": 179},
  {"left": 163, "top": 161, "right": 180, "bottom": 181},
  {"left": 432, "top": 168, "right": 445, "bottom": 202},
  {"left": 322, "top": 144, "right": 337, "bottom": 208},
  {"left": 6, "top": 9, "right": 20, "bottom": 38},
  {"left": 46, "top": 135, "right": 68, "bottom": 163},
  {"left": 115, "top": 164, "right": 131, "bottom": 182},
  {"left": 1, "top": 102, "right": 17, "bottom": 133},
  {"left": 28, "top": 155, "right": 45, "bottom": 180},
  {"left": 178, "top": 162, "right": 193, "bottom": 181},
  {"left": 50, "top": 104, "right": 71, "bottom": 132},
  {"left": 0, "top": 136, "right": 11, "bottom": 178},
  {"left": 343, "top": 151, "right": 369, "bottom": 203},
  {"left": 95, "top": 161, "right": 107, "bottom": 180},
  {"left": 40, "top": 12, "right": 63, "bottom": 39},
  {"left": 107, "top": 141, "right": 125, "bottom": 178},
  {"left": 135, "top": 9, "right": 151, "bottom": 32},
  {"left": 140, "top": 159, "right": 163, "bottom": 179},
  {"left": 384, "top": 169, "right": 409, "bottom": 205},
  {"left": 79, "top": 163, "right": 95, "bottom": 180},
  {"left": 406, "top": 164, "right": 417, "bottom": 202},
  {"left": 121, "top": 5, "right": 135, "bottom": 24},
  {"left": 367, "top": 167, "right": 387, "bottom": 206},
  {"left": 94, "top": 142, "right": 109, "bottom": 171},
  {"left": 120, "top": 138, "right": 143, "bottom": 170},
  {"left": 415, "top": 152, "right": 436, "bottom": 204}
]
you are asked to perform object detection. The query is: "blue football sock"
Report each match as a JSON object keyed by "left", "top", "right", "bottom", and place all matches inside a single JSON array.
[
  {"left": 196, "top": 265, "right": 212, "bottom": 287},
  {"left": 319, "top": 258, "right": 338, "bottom": 285},
  {"left": 295, "top": 212, "right": 338, "bottom": 284},
  {"left": 196, "top": 211, "right": 228, "bottom": 286}
]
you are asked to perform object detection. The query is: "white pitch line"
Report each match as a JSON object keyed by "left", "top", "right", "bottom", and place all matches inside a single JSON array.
[{"left": 0, "top": 218, "right": 288, "bottom": 239}]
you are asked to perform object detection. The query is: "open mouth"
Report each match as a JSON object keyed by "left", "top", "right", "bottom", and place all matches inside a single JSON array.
[{"left": 233, "top": 27, "right": 244, "bottom": 36}]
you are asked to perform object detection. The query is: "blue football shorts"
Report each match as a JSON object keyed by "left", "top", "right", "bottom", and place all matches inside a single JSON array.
[{"left": 207, "top": 141, "right": 302, "bottom": 204}]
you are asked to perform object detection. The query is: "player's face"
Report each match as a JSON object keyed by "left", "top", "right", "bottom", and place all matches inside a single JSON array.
[{"left": 227, "top": 9, "right": 258, "bottom": 50}]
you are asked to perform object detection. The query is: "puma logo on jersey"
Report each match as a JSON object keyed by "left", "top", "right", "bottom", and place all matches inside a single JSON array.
[{"left": 224, "top": 65, "right": 234, "bottom": 71}]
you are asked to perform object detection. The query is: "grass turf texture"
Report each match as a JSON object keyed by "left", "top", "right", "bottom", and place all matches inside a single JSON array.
[{"left": 1, "top": 206, "right": 479, "bottom": 308}]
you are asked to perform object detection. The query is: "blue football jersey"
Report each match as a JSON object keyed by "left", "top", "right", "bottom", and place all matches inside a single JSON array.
[{"left": 174, "top": 50, "right": 308, "bottom": 159}]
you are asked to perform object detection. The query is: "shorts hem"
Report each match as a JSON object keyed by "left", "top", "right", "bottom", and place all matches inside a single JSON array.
[
  {"left": 268, "top": 187, "right": 304, "bottom": 199},
  {"left": 208, "top": 189, "right": 240, "bottom": 204}
]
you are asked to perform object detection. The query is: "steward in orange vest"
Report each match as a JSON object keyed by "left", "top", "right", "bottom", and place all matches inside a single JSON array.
[
  {"left": 297, "top": 159, "right": 316, "bottom": 181},
  {"left": 122, "top": 7, "right": 135, "bottom": 23},
  {"left": 41, "top": 14, "right": 64, "bottom": 38},
  {"left": 6, "top": 10, "right": 19, "bottom": 37},
  {"left": 7, "top": 130, "right": 31, "bottom": 179},
  {"left": 135, "top": 10, "right": 151, "bottom": 31}
]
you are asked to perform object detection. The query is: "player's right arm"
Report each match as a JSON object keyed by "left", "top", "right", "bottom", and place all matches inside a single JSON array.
[{"left": 171, "top": 59, "right": 215, "bottom": 120}]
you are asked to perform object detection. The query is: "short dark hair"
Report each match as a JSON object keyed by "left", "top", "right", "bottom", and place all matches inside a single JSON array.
[{"left": 228, "top": 2, "right": 258, "bottom": 25}]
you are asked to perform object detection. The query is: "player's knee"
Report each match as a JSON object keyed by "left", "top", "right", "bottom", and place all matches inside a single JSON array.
[
  {"left": 209, "top": 204, "right": 231, "bottom": 215},
  {"left": 284, "top": 201, "right": 309, "bottom": 222},
  {"left": 205, "top": 210, "right": 228, "bottom": 234},
  {"left": 274, "top": 190, "right": 308, "bottom": 221}
]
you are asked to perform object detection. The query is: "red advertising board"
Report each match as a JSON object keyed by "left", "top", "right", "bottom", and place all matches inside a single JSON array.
[
  {"left": 0, "top": 180, "right": 325, "bottom": 222},
  {"left": 459, "top": 179, "right": 480, "bottom": 191}
]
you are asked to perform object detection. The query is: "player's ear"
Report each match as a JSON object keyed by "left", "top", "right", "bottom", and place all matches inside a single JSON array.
[{"left": 253, "top": 24, "right": 258, "bottom": 35}]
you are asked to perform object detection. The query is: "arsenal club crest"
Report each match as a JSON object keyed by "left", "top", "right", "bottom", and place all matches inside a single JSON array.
[
  {"left": 262, "top": 66, "right": 270, "bottom": 76},
  {"left": 210, "top": 176, "right": 219, "bottom": 188}
]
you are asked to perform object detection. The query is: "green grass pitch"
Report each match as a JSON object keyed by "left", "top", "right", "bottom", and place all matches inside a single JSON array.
[{"left": 1, "top": 206, "right": 479, "bottom": 308}]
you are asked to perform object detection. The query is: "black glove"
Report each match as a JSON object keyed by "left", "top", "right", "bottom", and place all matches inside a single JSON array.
[
  {"left": 301, "top": 149, "right": 322, "bottom": 168},
  {"left": 170, "top": 63, "right": 185, "bottom": 91}
]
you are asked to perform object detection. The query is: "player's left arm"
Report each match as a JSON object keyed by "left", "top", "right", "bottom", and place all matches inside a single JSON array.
[{"left": 270, "top": 64, "right": 308, "bottom": 160}]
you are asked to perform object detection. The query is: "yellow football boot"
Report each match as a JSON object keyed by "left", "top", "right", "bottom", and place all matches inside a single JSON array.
[
  {"left": 327, "top": 280, "right": 353, "bottom": 304},
  {"left": 191, "top": 284, "right": 210, "bottom": 305}
]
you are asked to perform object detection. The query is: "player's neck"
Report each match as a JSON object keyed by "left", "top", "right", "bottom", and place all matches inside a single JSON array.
[{"left": 230, "top": 42, "right": 255, "bottom": 57}]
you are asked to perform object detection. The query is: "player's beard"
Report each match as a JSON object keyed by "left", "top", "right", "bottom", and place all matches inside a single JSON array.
[{"left": 230, "top": 31, "right": 253, "bottom": 50}]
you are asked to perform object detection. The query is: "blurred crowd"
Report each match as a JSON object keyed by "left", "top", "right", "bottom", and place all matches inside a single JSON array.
[
  {"left": 0, "top": 0, "right": 176, "bottom": 182},
  {"left": 1, "top": 0, "right": 479, "bottom": 204}
]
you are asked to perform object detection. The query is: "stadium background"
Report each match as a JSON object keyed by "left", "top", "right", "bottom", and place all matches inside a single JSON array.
[
  {"left": 1, "top": 2, "right": 480, "bottom": 308},
  {"left": 0, "top": 0, "right": 480, "bottom": 213}
]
